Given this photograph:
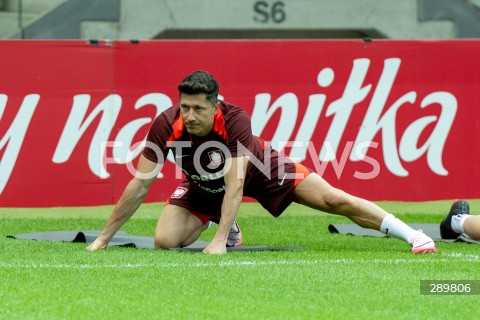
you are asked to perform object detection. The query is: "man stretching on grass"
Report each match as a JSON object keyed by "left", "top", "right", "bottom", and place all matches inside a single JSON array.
[{"left": 87, "top": 70, "right": 437, "bottom": 254}]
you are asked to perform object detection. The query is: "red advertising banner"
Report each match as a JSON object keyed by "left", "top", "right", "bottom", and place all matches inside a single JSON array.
[{"left": 0, "top": 40, "right": 479, "bottom": 207}]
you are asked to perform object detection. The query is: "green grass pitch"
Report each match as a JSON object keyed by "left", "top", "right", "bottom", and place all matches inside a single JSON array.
[{"left": 1, "top": 200, "right": 479, "bottom": 319}]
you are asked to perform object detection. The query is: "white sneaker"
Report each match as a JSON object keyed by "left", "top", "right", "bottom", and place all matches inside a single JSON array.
[
  {"left": 409, "top": 230, "right": 438, "bottom": 254},
  {"left": 226, "top": 219, "right": 243, "bottom": 247}
]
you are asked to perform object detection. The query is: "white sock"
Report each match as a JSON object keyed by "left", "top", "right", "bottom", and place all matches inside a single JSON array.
[
  {"left": 451, "top": 214, "right": 469, "bottom": 233},
  {"left": 207, "top": 221, "right": 215, "bottom": 229},
  {"left": 380, "top": 214, "right": 417, "bottom": 243}
]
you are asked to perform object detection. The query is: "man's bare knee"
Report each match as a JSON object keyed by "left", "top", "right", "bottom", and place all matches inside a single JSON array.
[{"left": 154, "top": 235, "right": 181, "bottom": 249}]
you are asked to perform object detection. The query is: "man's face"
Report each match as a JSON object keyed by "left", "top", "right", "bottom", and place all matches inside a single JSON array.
[{"left": 180, "top": 93, "right": 218, "bottom": 137}]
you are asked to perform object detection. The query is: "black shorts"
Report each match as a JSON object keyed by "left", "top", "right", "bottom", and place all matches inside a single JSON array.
[{"left": 167, "top": 154, "right": 312, "bottom": 224}]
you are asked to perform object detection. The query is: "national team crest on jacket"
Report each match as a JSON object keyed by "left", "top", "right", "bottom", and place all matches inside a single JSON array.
[{"left": 208, "top": 150, "right": 224, "bottom": 166}]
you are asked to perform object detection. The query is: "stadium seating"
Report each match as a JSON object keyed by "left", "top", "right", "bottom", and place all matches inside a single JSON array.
[
  {"left": 0, "top": 0, "right": 64, "bottom": 38},
  {"left": 1, "top": 0, "right": 480, "bottom": 40}
]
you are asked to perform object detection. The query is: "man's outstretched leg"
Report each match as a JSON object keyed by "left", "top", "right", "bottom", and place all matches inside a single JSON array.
[{"left": 294, "top": 173, "right": 437, "bottom": 254}]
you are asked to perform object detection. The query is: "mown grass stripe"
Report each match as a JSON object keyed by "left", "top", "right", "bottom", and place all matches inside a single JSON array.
[{"left": 1, "top": 253, "right": 478, "bottom": 269}]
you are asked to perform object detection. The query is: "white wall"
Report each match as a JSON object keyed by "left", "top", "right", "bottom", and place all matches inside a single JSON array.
[{"left": 81, "top": 0, "right": 455, "bottom": 40}]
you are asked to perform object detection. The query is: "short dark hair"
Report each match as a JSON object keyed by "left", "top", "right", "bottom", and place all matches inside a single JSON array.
[{"left": 178, "top": 70, "right": 219, "bottom": 105}]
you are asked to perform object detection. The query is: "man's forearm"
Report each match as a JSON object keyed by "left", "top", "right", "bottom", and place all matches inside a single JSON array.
[
  {"left": 97, "top": 180, "right": 149, "bottom": 242},
  {"left": 203, "top": 156, "right": 248, "bottom": 254},
  {"left": 213, "top": 185, "right": 243, "bottom": 244}
]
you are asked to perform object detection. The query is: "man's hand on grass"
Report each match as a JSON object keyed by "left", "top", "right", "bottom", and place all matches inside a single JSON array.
[{"left": 87, "top": 239, "right": 108, "bottom": 251}]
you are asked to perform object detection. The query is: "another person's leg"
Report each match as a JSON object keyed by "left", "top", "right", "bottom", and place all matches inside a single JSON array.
[
  {"left": 463, "top": 216, "right": 480, "bottom": 240},
  {"left": 294, "top": 173, "right": 437, "bottom": 253},
  {"left": 441, "top": 200, "right": 480, "bottom": 241}
]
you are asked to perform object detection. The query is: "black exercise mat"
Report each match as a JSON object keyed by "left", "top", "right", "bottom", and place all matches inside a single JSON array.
[
  {"left": 7, "top": 230, "right": 303, "bottom": 251},
  {"left": 172, "top": 245, "right": 304, "bottom": 252},
  {"left": 328, "top": 223, "right": 479, "bottom": 244}
]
